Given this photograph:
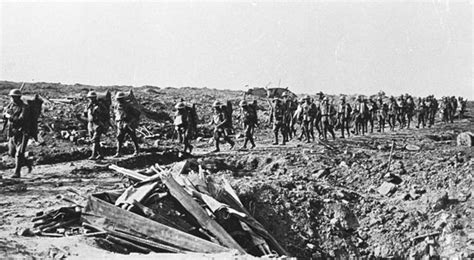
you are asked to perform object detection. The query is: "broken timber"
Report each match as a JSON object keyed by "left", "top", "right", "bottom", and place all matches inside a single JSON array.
[
  {"left": 160, "top": 172, "right": 247, "bottom": 254},
  {"left": 84, "top": 194, "right": 230, "bottom": 254}
]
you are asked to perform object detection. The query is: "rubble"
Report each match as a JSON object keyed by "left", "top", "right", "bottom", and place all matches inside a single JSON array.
[{"left": 25, "top": 161, "right": 288, "bottom": 257}]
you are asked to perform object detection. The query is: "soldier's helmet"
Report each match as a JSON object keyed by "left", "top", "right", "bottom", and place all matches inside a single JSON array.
[
  {"left": 9, "top": 89, "right": 22, "bottom": 97},
  {"left": 239, "top": 100, "right": 248, "bottom": 107},
  {"left": 304, "top": 95, "right": 311, "bottom": 101},
  {"left": 115, "top": 92, "right": 126, "bottom": 100},
  {"left": 323, "top": 96, "right": 329, "bottom": 102},
  {"left": 175, "top": 102, "right": 185, "bottom": 109},
  {"left": 340, "top": 96, "right": 346, "bottom": 101},
  {"left": 282, "top": 92, "right": 288, "bottom": 98},
  {"left": 212, "top": 101, "right": 221, "bottom": 108},
  {"left": 86, "top": 91, "right": 97, "bottom": 98}
]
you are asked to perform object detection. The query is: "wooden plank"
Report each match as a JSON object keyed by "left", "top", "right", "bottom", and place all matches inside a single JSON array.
[
  {"left": 109, "top": 165, "right": 148, "bottom": 181},
  {"left": 106, "top": 235, "right": 152, "bottom": 254},
  {"left": 161, "top": 173, "right": 246, "bottom": 254},
  {"left": 219, "top": 184, "right": 290, "bottom": 256},
  {"left": 114, "top": 181, "right": 160, "bottom": 209},
  {"left": 107, "top": 229, "right": 184, "bottom": 253},
  {"left": 84, "top": 194, "right": 230, "bottom": 254}
]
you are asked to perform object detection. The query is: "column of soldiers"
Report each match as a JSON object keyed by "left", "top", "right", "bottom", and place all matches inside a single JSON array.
[{"left": 1, "top": 88, "right": 468, "bottom": 178}]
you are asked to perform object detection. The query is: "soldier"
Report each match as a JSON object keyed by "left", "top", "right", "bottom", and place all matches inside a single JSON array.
[
  {"left": 210, "top": 101, "right": 235, "bottom": 152},
  {"left": 449, "top": 96, "right": 457, "bottom": 123},
  {"left": 239, "top": 100, "right": 257, "bottom": 149},
  {"left": 84, "top": 91, "right": 109, "bottom": 160},
  {"left": 387, "top": 96, "right": 398, "bottom": 131},
  {"left": 2, "top": 89, "right": 32, "bottom": 178},
  {"left": 439, "top": 97, "right": 451, "bottom": 124},
  {"left": 367, "top": 98, "right": 378, "bottom": 133},
  {"left": 405, "top": 96, "right": 415, "bottom": 129},
  {"left": 353, "top": 96, "right": 369, "bottom": 135},
  {"left": 270, "top": 97, "right": 286, "bottom": 145},
  {"left": 300, "top": 95, "right": 317, "bottom": 143},
  {"left": 457, "top": 97, "right": 466, "bottom": 119},
  {"left": 396, "top": 96, "right": 406, "bottom": 128},
  {"left": 282, "top": 92, "right": 297, "bottom": 141},
  {"left": 376, "top": 97, "right": 388, "bottom": 132},
  {"left": 415, "top": 97, "right": 427, "bottom": 128},
  {"left": 174, "top": 101, "right": 193, "bottom": 153},
  {"left": 313, "top": 93, "right": 324, "bottom": 138},
  {"left": 320, "top": 97, "right": 336, "bottom": 140},
  {"left": 428, "top": 95, "right": 438, "bottom": 127},
  {"left": 112, "top": 92, "right": 140, "bottom": 157},
  {"left": 337, "top": 96, "right": 352, "bottom": 138}
]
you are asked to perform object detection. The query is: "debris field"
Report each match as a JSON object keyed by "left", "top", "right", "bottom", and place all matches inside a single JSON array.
[{"left": 0, "top": 81, "right": 472, "bottom": 258}]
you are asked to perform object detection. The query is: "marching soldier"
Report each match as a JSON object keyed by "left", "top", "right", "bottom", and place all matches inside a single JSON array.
[
  {"left": 239, "top": 100, "right": 257, "bottom": 149},
  {"left": 337, "top": 96, "right": 352, "bottom": 138},
  {"left": 387, "top": 96, "right": 398, "bottom": 131},
  {"left": 174, "top": 101, "right": 193, "bottom": 153},
  {"left": 376, "top": 97, "right": 388, "bottom": 133},
  {"left": 449, "top": 96, "right": 457, "bottom": 122},
  {"left": 282, "top": 92, "right": 297, "bottom": 141},
  {"left": 415, "top": 97, "right": 427, "bottom": 128},
  {"left": 320, "top": 97, "right": 336, "bottom": 140},
  {"left": 405, "top": 96, "right": 415, "bottom": 129},
  {"left": 299, "top": 95, "right": 317, "bottom": 143},
  {"left": 427, "top": 95, "right": 438, "bottom": 127},
  {"left": 3, "top": 89, "right": 32, "bottom": 178},
  {"left": 439, "top": 96, "right": 451, "bottom": 124},
  {"left": 353, "top": 96, "right": 368, "bottom": 135},
  {"left": 457, "top": 97, "right": 466, "bottom": 119},
  {"left": 113, "top": 92, "right": 140, "bottom": 157},
  {"left": 84, "top": 91, "right": 109, "bottom": 160},
  {"left": 367, "top": 98, "right": 378, "bottom": 133},
  {"left": 210, "top": 101, "right": 235, "bottom": 152},
  {"left": 270, "top": 97, "right": 286, "bottom": 145},
  {"left": 396, "top": 96, "right": 406, "bottom": 128}
]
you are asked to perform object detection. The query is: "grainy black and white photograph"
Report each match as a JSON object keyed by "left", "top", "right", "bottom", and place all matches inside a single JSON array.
[{"left": 0, "top": 0, "right": 472, "bottom": 258}]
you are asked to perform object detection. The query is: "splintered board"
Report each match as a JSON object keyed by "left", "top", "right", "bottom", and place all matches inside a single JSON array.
[{"left": 84, "top": 193, "right": 231, "bottom": 254}]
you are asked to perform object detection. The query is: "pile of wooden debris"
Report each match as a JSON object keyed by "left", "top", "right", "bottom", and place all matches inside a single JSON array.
[{"left": 26, "top": 160, "right": 288, "bottom": 257}]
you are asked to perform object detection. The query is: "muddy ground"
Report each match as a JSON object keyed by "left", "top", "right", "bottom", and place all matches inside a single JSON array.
[{"left": 0, "top": 81, "right": 472, "bottom": 258}]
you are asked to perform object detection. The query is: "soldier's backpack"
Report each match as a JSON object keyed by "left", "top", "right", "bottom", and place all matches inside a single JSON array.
[
  {"left": 186, "top": 104, "right": 198, "bottom": 139},
  {"left": 248, "top": 100, "right": 258, "bottom": 124},
  {"left": 96, "top": 90, "right": 112, "bottom": 129},
  {"left": 220, "top": 101, "right": 233, "bottom": 130},
  {"left": 21, "top": 94, "right": 43, "bottom": 141},
  {"left": 119, "top": 90, "right": 141, "bottom": 128}
]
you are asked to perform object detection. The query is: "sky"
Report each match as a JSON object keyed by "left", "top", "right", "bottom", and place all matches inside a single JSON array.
[{"left": 0, "top": 1, "right": 472, "bottom": 99}]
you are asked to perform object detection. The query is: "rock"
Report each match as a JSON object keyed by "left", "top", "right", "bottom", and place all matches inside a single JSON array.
[
  {"left": 434, "top": 219, "right": 446, "bottom": 230},
  {"left": 431, "top": 191, "right": 449, "bottom": 211},
  {"left": 17, "top": 228, "right": 34, "bottom": 236},
  {"left": 339, "top": 161, "right": 348, "bottom": 168},
  {"left": 378, "top": 182, "right": 397, "bottom": 196},
  {"left": 332, "top": 203, "right": 359, "bottom": 231},
  {"left": 313, "top": 168, "right": 330, "bottom": 179},
  {"left": 456, "top": 132, "right": 474, "bottom": 146},
  {"left": 405, "top": 144, "right": 421, "bottom": 151},
  {"left": 384, "top": 173, "right": 403, "bottom": 184}
]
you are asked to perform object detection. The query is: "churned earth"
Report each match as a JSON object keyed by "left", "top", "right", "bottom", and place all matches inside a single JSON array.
[{"left": 0, "top": 81, "right": 472, "bottom": 258}]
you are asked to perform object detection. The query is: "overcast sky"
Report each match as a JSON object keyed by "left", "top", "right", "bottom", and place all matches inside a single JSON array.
[{"left": 0, "top": 1, "right": 472, "bottom": 99}]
